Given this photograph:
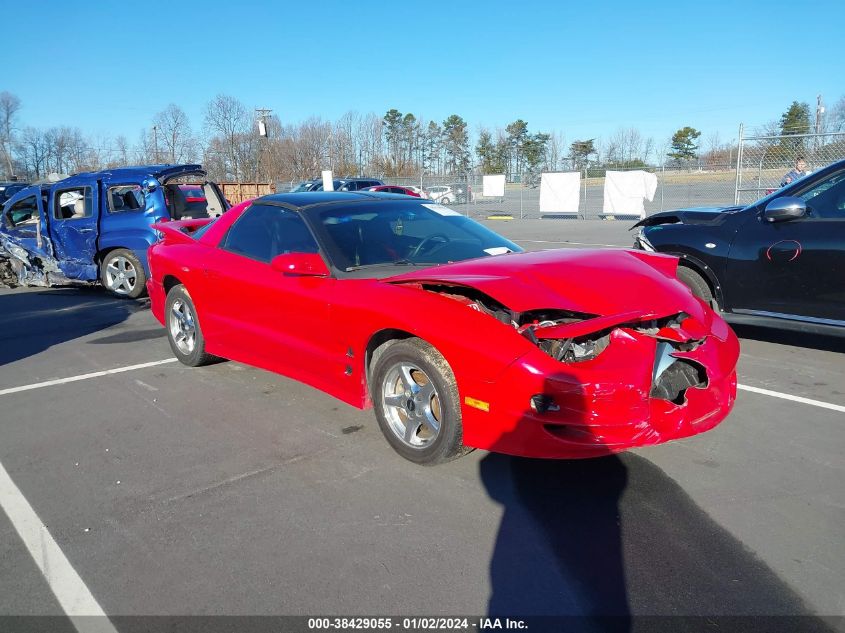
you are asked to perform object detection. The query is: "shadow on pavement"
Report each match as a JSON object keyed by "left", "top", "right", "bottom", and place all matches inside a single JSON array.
[
  {"left": 0, "top": 288, "right": 145, "bottom": 367},
  {"left": 730, "top": 323, "right": 845, "bottom": 354},
  {"left": 481, "top": 451, "right": 832, "bottom": 631}
]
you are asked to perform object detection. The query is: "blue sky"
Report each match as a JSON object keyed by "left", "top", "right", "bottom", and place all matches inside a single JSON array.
[{"left": 4, "top": 0, "right": 844, "bottom": 149}]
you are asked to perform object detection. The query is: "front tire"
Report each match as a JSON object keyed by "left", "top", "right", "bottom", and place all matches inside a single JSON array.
[
  {"left": 371, "top": 338, "right": 466, "bottom": 465},
  {"left": 165, "top": 285, "right": 216, "bottom": 366},
  {"left": 100, "top": 249, "right": 146, "bottom": 298},
  {"left": 677, "top": 266, "right": 714, "bottom": 305}
]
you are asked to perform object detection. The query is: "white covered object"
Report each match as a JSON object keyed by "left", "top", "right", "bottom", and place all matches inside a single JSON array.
[
  {"left": 321, "top": 170, "right": 334, "bottom": 191},
  {"left": 482, "top": 174, "right": 506, "bottom": 197},
  {"left": 602, "top": 170, "right": 657, "bottom": 218},
  {"left": 539, "top": 171, "right": 580, "bottom": 214}
]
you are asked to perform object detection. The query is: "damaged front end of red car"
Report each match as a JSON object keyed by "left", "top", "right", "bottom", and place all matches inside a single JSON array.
[{"left": 400, "top": 280, "right": 740, "bottom": 459}]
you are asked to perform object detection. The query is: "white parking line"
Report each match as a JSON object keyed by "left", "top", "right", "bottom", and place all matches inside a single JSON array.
[
  {"left": 0, "top": 461, "right": 118, "bottom": 632},
  {"left": 0, "top": 358, "right": 177, "bottom": 397},
  {"left": 738, "top": 383, "right": 845, "bottom": 414},
  {"left": 3, "top": 358, "right": 844, "bottom": 416}
]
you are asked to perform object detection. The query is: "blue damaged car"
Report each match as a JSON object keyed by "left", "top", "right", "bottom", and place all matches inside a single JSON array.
[{"left": 0, "top": 164, "right": 228, "bottom": 297}]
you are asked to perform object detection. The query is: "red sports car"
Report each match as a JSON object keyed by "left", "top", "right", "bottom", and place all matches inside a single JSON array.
[
  {"left": 147, "top": 193, "right": 739, "bottom": 464},
  {"left": 178, "top": 184, "right": 207, "bottom": 203}
]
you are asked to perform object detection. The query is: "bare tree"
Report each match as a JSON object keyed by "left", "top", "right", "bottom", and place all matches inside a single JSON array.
[
  {"left": 17, "top": 127, "right": 50, "bottom": 179},
  {"left": 1, "top": 91, "right": 22, "bottom": 177},
  {"left": 623, "top": 127, "right": 643, "bottom": 164},
  {"left": 204, "top": 94, "right": 249, "bottom": 179},
  {"left": 604, "top": 129, "right": 623, "bottom": 165},
  {"left": 154, "top": 104, "right": 196, "bottom": 164},
  {"left": 642, "top": 137, "right": 655, "bottom": 165},
  {"left": 829, "top": 95, "right": 845, "bottom": 132},
  {"left": 115, "top": 135, "right": 130, "bottom": 166},
  {"left": 543, "top": 131, "right": 566, "bottom": 171}
]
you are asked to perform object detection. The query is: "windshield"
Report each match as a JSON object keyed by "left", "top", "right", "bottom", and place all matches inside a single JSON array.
[
  {"left": 306, "top": 200, "right": 522, "bottom": 272},
  {"left": 290, "top": 181, "right": 314, "bottom": 193}
]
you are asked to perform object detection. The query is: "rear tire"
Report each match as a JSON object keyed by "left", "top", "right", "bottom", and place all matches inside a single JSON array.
[
  {"left": 100, "top": 249, "right": 146, "bottom": 299},
  {"left": 165, "top": 285, "right": 217, "bottom": 366},
  {"left": 677, "top": 266, "right": 714, "bottom": 305},
  {"left": 371, "top": 338, "right": 467, "bottom": 465}
]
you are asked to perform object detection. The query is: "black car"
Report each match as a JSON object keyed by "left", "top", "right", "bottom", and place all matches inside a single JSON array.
[
  {"left": 632, "top": 159, "right": 845, "bottom": 334},
  {"left": 292, "top": 178, "right": 383, "bottom": 192}
]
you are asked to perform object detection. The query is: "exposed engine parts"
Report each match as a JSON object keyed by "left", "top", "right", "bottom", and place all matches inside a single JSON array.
[{"left": 422, "top": 282, "right": 710, "bottom": 404}]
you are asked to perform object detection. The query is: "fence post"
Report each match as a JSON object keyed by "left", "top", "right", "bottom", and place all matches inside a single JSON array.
[
  {"left": 660, "top": 164, "right": 665, "bottom": 212},
  {"left": 734, "top": 123, "right": 744, "bottom": 205},
  {"left": 582, "top": 168, "right": 587, "bottom": 220},
  {"left": 519, "top": 178, "right": 524, "bottom": 219}
]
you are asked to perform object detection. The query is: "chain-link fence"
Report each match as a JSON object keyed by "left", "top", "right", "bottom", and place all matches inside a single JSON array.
[
  {"left": 390, "top": 167, "right": 740, "bottom": 220},
  {"left": 276, "top": 169, "right": 739, "bottom": 220},
  {"left": 734, "top": 128, "right": 845, "bottom": 205},
  {"left": 273, "top": 129, "right": 845, "bottom": 219}
]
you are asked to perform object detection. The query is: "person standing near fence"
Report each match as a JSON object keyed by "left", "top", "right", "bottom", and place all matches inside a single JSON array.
[{"left": 780, "top": 157, "right": 808, "bottom": 187}]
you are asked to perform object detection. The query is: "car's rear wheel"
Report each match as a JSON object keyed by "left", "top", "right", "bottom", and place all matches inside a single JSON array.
[
  {"left": 371, "top": 338, "right": 466, "bottom": 465},
  {"left": 441, "top": 197, "right": 452, "bottom": 204},
  {"left": 100, "top": 249, "right": 146, "bottom": 298},
  {"left": 677, "top": 266, "right": 714, "bottom": 305},
  {"left": 165, "top": 285, "right": 216, "bottom": 366}
]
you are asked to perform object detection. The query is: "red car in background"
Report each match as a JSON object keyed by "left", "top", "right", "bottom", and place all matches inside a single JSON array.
[
  {"left": 178, "top": 184, "right": 206, "bottom": 203},
  {"left": 363, "top": 185, "right": 423, "bottom": 198},
  {"left": 147, "top": 192, "right": 739, "bottom": 465}
]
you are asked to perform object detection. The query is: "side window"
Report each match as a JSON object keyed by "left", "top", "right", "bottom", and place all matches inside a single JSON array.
[
  {"left": 54, "top": 187, "right": 93, "bottom": 220},
  {"left": 108, "top": 185, "right": 145, "bottom": 213},
  {"left": 4, "top": 195, "right": 39, "bottom": 228},
  {"left": 222, "top": 204, "right": 319, "bottom": 263},
  {"left": 796, "top": 171, "right": 845, "bottom": 218}
]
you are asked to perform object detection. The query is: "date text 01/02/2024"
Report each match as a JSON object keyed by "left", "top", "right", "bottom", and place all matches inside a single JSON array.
[{"left": 306, "top": 617, "right": 527, "bottom": 630}]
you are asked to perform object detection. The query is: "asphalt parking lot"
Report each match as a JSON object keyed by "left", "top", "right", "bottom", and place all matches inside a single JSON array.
[{"left": 0, "top": 220, "right": 843, "bottom": 629}]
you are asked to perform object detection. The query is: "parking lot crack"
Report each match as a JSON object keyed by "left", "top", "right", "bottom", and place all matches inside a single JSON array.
[{"left": 163, "top": 448, "right": 332, "bottom": 504}]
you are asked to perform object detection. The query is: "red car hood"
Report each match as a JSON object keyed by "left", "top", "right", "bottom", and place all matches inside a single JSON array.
[{"left": 387, "top": 248, "right": 701, "bottom": 320}]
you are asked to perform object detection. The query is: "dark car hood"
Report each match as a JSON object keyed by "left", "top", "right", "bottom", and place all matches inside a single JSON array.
[
  {"left": 386, "top": 248, "right": 703, "bottom": 320},
  {"left": 632, "top": 206, "right": 744, "bottom": 228}
]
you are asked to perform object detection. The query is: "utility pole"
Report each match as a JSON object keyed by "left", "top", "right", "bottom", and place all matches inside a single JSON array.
[
  {"left": 255, "top": 108, "right": 272, "bottom": 182},
  {"left": 152, "top": 125, "right": 159, "bottom": 163}
]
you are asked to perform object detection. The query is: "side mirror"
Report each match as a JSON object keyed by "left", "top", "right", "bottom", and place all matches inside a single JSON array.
[
  {"left": 141, "top": 177, "right": 159, "bottom": 194},
  {"left": 763, "top": 196, "right": 806, "bottom": 222},
  {"left": 270, "top": 252, "right": 330, "bottom": 277}
]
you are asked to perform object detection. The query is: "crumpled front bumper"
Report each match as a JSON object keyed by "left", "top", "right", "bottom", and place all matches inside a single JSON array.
[{"left": 461, "top": 312, "right": 740, "bottom": 459}]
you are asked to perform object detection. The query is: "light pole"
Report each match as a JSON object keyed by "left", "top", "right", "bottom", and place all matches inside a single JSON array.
[{"left": 256, "top": 108, "right": 272, "bottom": 182}]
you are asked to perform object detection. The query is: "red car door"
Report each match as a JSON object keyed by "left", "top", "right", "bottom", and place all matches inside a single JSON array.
[{"left": 201, "top": 203, "right": 343, "bottom": 387}]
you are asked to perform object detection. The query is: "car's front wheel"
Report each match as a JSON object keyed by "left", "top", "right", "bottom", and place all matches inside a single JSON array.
[
  {"left": 165, "top": 285, "right": 216, "bottom": 366},
  {"left": 371, "top": 338, "right": 466, "bottom": 465},
  {"left": 677, "top": 266, "right": 714, "bottom": 306},
  {"left": 100, "top": 249, "right": 146, "bottom": 298}
]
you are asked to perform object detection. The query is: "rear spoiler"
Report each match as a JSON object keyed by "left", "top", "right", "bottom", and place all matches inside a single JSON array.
[{"left": 151, "top": 218, "right": 213, "bottom": 244}]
